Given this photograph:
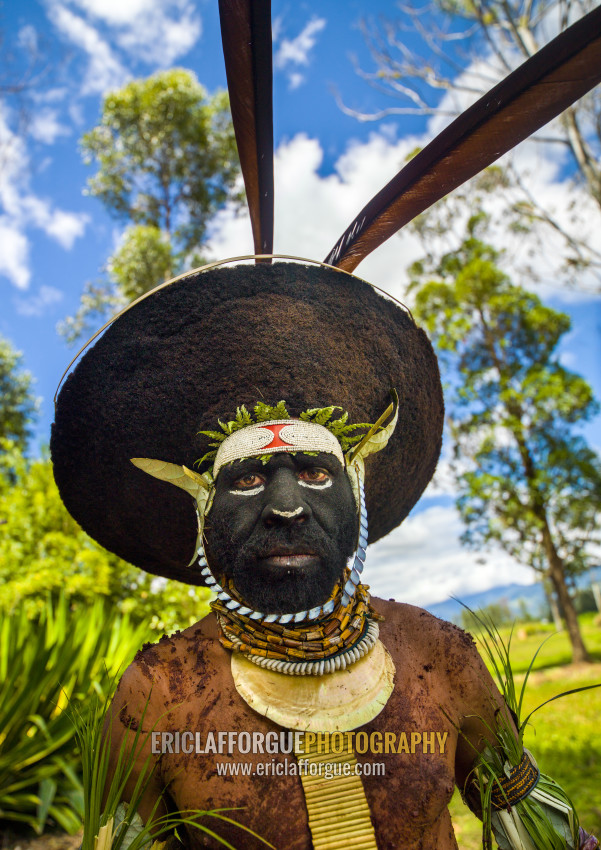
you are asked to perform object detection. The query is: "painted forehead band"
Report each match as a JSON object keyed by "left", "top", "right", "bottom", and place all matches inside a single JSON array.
[{"left": 212, "top": 419, "right": 344, "bottom": 477}]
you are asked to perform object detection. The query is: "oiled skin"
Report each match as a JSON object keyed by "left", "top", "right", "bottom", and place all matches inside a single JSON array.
[{"left": 107, "top": 599, "right": 508, "bottom": 850}]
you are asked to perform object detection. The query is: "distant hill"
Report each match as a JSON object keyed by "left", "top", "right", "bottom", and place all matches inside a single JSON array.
[{"left": 426, "top": 566, "right": 601, "bottom": 624}]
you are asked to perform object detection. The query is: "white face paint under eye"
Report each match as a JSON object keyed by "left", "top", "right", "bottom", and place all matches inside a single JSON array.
[
  {"left": 229, "top": 484, "right": 265, "bottom": 496},
  {"left": 299, "top": 477, "right": 333, "bottom": 490}
]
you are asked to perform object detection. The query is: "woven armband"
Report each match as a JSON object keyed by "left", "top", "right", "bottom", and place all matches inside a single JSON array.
[{"left": 490, "top": 750, "right": 540, "bottom": 810}]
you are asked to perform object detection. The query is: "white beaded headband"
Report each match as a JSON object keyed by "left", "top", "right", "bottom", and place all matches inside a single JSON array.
[{"left": 213, "top": 419, "right": 345, "bottom": 477}]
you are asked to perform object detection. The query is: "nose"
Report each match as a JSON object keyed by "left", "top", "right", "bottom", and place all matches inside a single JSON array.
[{"left": 261, "top": 468, "right": 311, "bottom": 527}]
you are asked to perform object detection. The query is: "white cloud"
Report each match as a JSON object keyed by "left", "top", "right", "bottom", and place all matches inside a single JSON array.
[
  {"left": 0, "top": 221, "right": 30, "bottom": 289},
  {"left": 559, "top": 350, "right": 577, "bottom": 368},
  {"left": 48, "top": 4, "right": 128, "bottom": 95},
  {"left": 18, "top": 24, "right": 38, "bottom": 52},
  {"left": 115, "top": 3, "right": 201, "bottom": 66},
  {"left": 32, "top": 87, "right": 69, "bottom": 105},
  {"left": 48, "top": 0, "right": 201, "bottom": 75},
  {"left": 69, "top": 0, "right": 152, "bottom": 26},
  {"left": 21, "top": 197, "right": 89, "bottom": 249},
  {"left": 425, "top": 51, "right": 601, "bottom": 295},
  {"left": 29, "top": 109, "right": 71, "bottom": 144},
  {"left": 14, "top": 285, "right": 64, "bottom": 317},
  {"left": 275, "top": 17, "right": 326, "bottom": 69},
  {"left": 207, "top": 107, "right": 601, "bottom": 314},
  {"left": 288, "top": 72, "right": 305, "bottom": 91},
  {"left": 366, "top": 503, "right": 533, "bottom": 607},
  {"left": 274, "top": 16, "right": 326, "bottom": 89},
  {"left": 207, "top": 131, "right": 425, "bottom": 301},
  {"left": 0, "top": 106, "right": 88, "bottom": 288}
]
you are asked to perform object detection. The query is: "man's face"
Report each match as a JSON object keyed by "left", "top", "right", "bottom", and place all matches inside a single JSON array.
[{"left": 204, "top": 451, "right": 357, "bottom": 614}]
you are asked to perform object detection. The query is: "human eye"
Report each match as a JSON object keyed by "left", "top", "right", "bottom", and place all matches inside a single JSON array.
[
  {"left": 298, "top": 468, "right": 333, "bottom": 489},
  {"left": 230, "top": 472, "right": 266, "bottom": 495}
]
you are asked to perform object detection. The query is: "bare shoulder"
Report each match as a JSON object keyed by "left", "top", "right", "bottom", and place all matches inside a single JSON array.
[
  {"left": 374, "top": 598, "right": 499, "bottom": 715},
  {"left": 374, "top": 597, "right": 478, "bottom": 658},
  {"left": 113, "top": 612, "right": 220, "bottom": 713}
]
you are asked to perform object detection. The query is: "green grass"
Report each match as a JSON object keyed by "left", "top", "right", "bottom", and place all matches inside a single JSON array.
[
  {"left": 489, "top": 617, "right": 601, "bottom": 672},
  {"left": 450, "top": 617, "right": 601, "bottom": 848}
]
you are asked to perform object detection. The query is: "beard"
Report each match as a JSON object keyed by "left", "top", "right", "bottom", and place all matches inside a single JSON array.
[{"left": 205, "top": 511, "right": 357, "bottom": 614}]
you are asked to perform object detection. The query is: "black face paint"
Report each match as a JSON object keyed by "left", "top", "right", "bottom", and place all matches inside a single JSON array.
[{"left": 204, "top": 452, "right": 357, "bottom": 614}]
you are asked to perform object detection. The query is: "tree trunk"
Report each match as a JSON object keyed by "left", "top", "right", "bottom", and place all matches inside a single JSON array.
[
  {"left": 505, "top": 409, "right": 591, "bottom": 663},
  {"left": 592, "top": 582, "right": 601, "bottom": 614},
  {"left": 541, "top": 525, "right": 590, "bottom": 663},
  {"left": 543, "top": 579, "right": 563, "bottom": 632}
]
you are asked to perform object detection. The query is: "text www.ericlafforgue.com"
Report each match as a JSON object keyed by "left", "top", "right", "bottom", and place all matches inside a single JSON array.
[{"left": 215, "top": 760, "right": 385, "bottom": 779}]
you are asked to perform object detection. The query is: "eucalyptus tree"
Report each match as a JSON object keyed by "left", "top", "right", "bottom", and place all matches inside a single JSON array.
[
  {"left": 409, "top": 217, "right": 601, "bottom": 663},
  {"left": 345, "top": 0, "right": 601, "bottom": 284},
  {"left": 61, "top": 69, "right": 241, "bottom": 343},
  {"left": 0, "top": 337, "right": 37, "bottom": 450}
]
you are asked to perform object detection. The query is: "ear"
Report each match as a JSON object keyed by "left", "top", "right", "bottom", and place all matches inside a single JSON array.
[{"left": 130, "top": 458, "right": 212, "bottom": 499}]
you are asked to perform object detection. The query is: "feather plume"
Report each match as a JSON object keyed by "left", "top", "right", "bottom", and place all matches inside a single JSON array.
[
  {"left": 218, "top": 0, "right": 274, "bottom": 259},
  {"left": 324, "top": 5, "right": 601, "bottom": 273}
]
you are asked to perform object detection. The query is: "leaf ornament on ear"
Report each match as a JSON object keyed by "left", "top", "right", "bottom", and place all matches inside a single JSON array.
[
  {"left": 324, "top": 4, "right": 601, "bottom": 273},
  {"left": 130, "top": 458, "right": 215, "bottom": 539},
  {"left": 218, "top": 0, "right": 274, "bottom": 260},
  {"left": 345, "top": 391, "right": 399, "bottom": 509}
]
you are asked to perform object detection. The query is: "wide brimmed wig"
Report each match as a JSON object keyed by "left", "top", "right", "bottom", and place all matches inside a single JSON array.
[{"left": 51, "top": 261, "right": 444, "bottom": 585}]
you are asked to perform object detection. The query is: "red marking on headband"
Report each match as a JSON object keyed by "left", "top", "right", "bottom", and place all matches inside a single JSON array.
[{"left": 262, "top": 423, "right": 294, "bottom": 449}]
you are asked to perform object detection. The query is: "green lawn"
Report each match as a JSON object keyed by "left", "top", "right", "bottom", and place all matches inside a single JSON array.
[{"left": 450, "top": 618, "right": 601, "bottom": 849}]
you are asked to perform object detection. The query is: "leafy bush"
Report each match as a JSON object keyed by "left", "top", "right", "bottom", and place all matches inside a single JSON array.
[
  {"left": 0, "top": 595, "right": 150, "bottom": 834},
  {"left": 0, "top": 441, "right": 213, "bottom": 631}
]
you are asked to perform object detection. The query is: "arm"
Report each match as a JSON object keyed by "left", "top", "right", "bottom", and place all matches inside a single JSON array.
[
  {"left": 103, "top": 662, "right": 172, "bottom": 832},
  {"left": 452, "top": 633, "right": 517, "bottom": 797},
  {"left": 452, "top": 627, "right": 598, "bottom": 850}
]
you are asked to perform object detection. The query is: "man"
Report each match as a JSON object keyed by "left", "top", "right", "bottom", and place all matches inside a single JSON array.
[
  {"left": 52, "top": 262, "right": 585, "bottom": 849},
  {"left": 107, "top": 437, "right": 509, "bottom": 849},
  {"left": 50, "top": 5, "right": 601, "bottom": 843}
]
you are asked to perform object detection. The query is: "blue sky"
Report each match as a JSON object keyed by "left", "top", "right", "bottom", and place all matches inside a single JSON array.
[{"left": 1, "top": 0, "right": 600, "bottom": 606}]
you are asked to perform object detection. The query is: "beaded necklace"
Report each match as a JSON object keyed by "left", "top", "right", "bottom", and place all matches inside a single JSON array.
[{"left": 212, "top": 573, "right": 383, "bottom": 675}]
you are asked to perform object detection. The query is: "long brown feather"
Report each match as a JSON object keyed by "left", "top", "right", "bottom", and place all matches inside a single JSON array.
[
  {"left": 324, "top": 5, "right": 601, "bottom": 273},
  {"left": 219, "top": 0, "right": 274, "bottom": 259}
]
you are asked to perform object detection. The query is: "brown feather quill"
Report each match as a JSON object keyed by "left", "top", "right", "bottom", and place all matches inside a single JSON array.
[
  {"left": 219, "top": 0, "right": 274, "bottom": 259},
  {"left": 324, "top": 5, "right": 601, "bottom": 273}
]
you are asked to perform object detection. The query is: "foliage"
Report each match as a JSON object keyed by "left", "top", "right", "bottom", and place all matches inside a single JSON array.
[
  {"left": 0, "top": 337, "right": 38, "bottom": 449},
  {"left": 459, "top": 600, "right": 513, "bottom": 632},
  {"left": 461, "top": 607, "right": 601, "bottom": 850},
  {"left": 451, "top": 643, "right": 601, "bottom": 848},
  {"left": 61, "top": 69, "right": 241, "bottom": 343},
  {"left": 349, "top": 0, "right": 601, "bottom": 284},
  {"left": 81, "top": 68, "right": 240, "bottom": 250},
  {"left": 409, "top": 218, "right": 601, "bottom": 662},
  {"left": 453, "top": 618, "right": 601, "bottom": 846},
  {"left": 409, "top": 226, "right": 601, "bottom": 573},
  {"left": 0, "top": 595, "right": 150, "bottom": 835},
  {"left": 0, "top": 441, "right": 212, "bottom": 631},
  {"left": 108, "top": 225, "right": 175, "bottom": 303},
  {"left": 196, "top": 402, "right": 376, "bottom": 469},
  {"left": 73, "top": 685, "right": 273, "bottom": 850}
]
